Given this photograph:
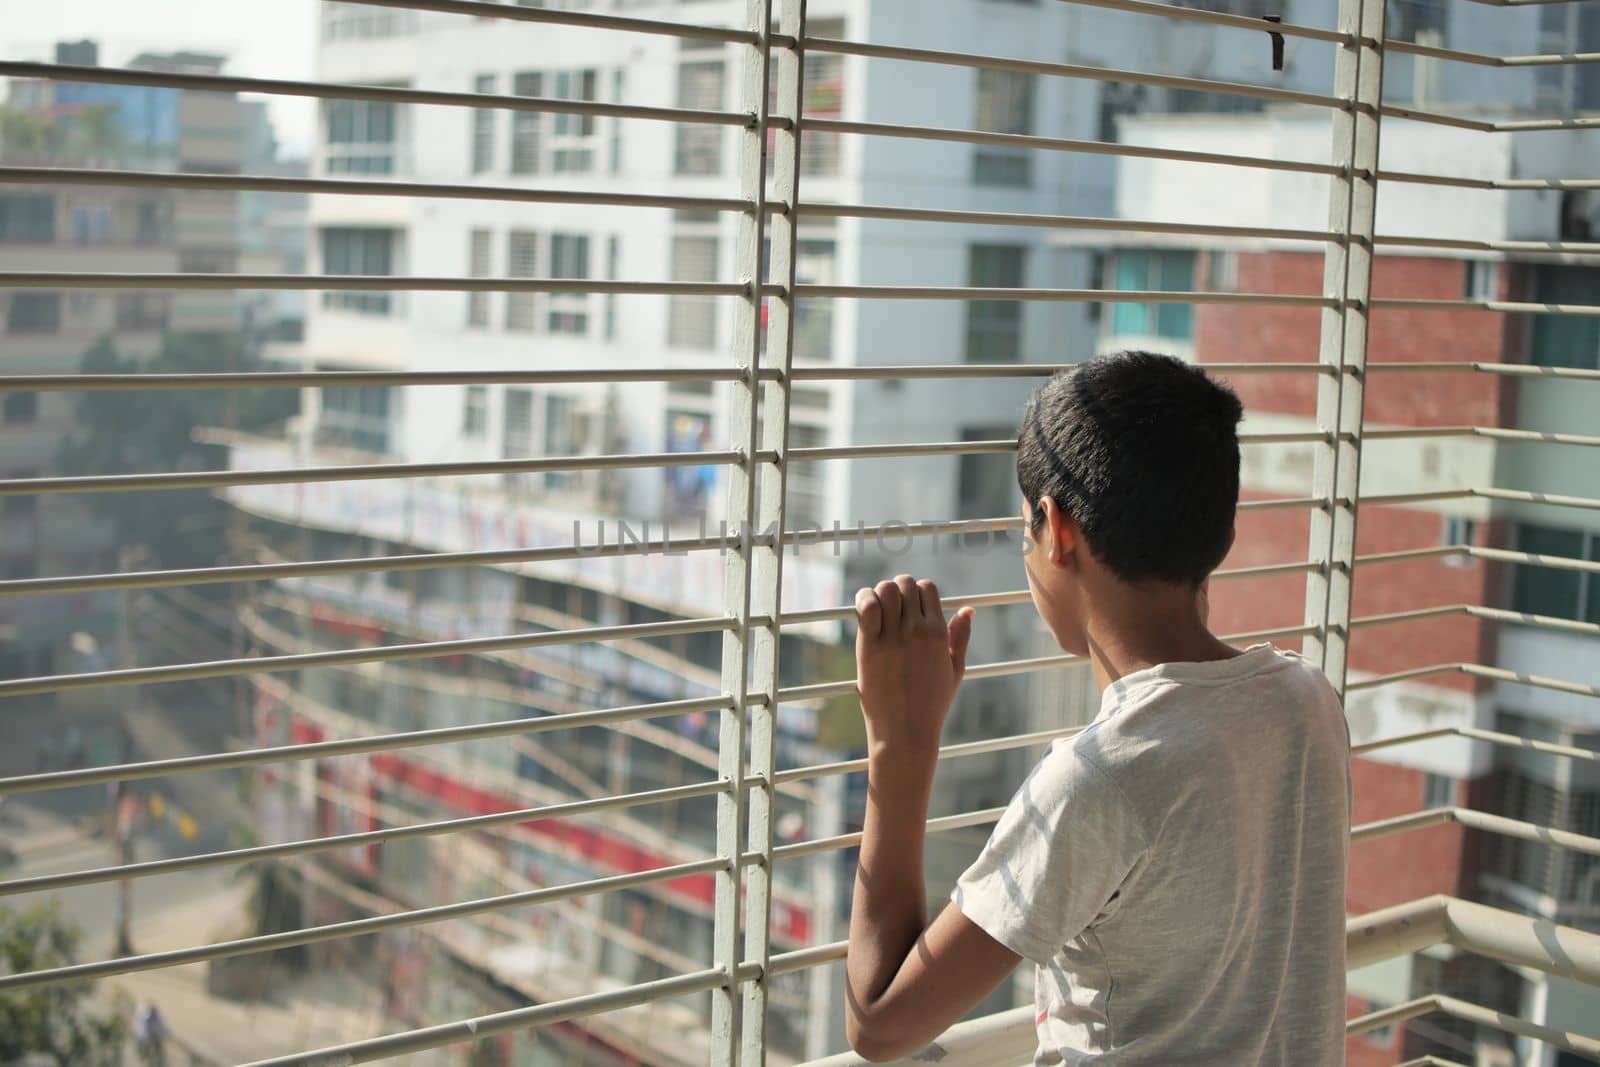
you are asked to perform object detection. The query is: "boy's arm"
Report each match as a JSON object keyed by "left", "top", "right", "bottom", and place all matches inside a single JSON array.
[{"left": 845, "top": 575, "right": 1021, "bottom": 1061}]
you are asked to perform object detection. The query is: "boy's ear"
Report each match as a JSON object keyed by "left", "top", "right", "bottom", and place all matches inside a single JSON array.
[
  {"left": 1222, "top": 524, "right": 1236, "bottom": 560},
  {"left": 1037, "top": 496, "right": 1076, "bottom": 568}
]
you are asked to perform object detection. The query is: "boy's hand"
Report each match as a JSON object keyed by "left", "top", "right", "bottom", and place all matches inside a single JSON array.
[{"left": 854, "top": 575, "right": 975, "bottom": 758}]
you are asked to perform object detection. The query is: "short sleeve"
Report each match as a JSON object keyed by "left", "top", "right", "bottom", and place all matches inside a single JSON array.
[{"left": 952, "top": 741, "right": 1150, "bottom": 965}]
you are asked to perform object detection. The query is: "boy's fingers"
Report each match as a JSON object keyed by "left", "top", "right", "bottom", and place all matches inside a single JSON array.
[
  {"left": 854, "top": 587, "right": 882, "bottom": 639},
  {"left": 917, "top": 579, "right": 944, "bottom": 628},
  {"left": 948, "top": 606, "right": 976, "bottom": 681},
  {"left": 893, "top": 574, "right": 922, "bottom": 627},
  {"left": 873, "top": 579, "right": 902, "bottom": 628}
]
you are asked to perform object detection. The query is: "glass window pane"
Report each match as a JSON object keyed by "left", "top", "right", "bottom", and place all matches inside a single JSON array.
[
  {"left": 1512, "top": 524, "right": 1586, "bottom": 620},
  {"left": 506, "top": 231, "right": 539, "bottom": 331},
  {"left": 1531, "top": 267, "right": 1600, "bottom": 370},
  {"left": 965, "top": 245, "right": 1024, "bottom": 363}
]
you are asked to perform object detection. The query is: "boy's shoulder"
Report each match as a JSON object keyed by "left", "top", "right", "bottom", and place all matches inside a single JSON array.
[
  {"left": 1065, "top": 645, "right": 1340, "bottom": 782},
  {"left": 1099, "top": 644, "right": 1332, "bottom": 721}
]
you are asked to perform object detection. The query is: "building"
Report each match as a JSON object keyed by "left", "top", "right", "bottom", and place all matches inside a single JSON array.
[
  {"left": 1092, "top": 110, "right": 1600, "bottom": 1066},
  {"left": 0, "top": 49, "right": 255, "bottom": 682},
  {"left": 0, "top": 41, "right": 306, "bottom": 683}
]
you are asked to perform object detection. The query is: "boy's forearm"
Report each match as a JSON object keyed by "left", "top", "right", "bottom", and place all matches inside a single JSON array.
[{"left": 846, "top": 746, "right": 937, "bottom": 1013}]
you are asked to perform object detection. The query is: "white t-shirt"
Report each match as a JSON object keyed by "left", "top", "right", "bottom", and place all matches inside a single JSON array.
[{"left": 954, "top": 644, "right": 1351, "bottom": 1065}]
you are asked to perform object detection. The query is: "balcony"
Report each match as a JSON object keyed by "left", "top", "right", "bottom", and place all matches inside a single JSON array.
[{"left": 1, "top": 1, "right": 1599, "bottom": 1065}]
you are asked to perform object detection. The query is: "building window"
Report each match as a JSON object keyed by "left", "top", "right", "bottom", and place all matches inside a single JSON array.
[
  {"left": 322, "top": 2, "right": 415, "bottom": 40},
  {"left": 5, "top": 293, "right": 61, "bottom": 335},
  {"left": 2, "top": 470, "right": 37, "bottom": 517},
  {"left": 321, "top": 228, "right": 396, "bottom": 315},
  {"left": 1424, "top": 773, "right": 1454, "bottom": 809},
  {"left": 665, "top": 410, "right": 715, "bottom": 516},
  {"left": 1357, "top": 1001, "right": 1395, "bottom": 1047},
  {"left": 116, "top": 292, "right": 168, "bottom": 332},
  {"left": 675, "top": 45, "right": 726, "bottom": 176},
  {"left": 550, "top": 69, "right": 599, "bottom": 173},
  {"left": 70, "top": 203, "right": 111, "bottom": 244},
  {"left": 609, "top": 69, "right": 625, "bottom": 174},
  {"left": 965, "top": 244, "right": 1025, "bottom": 363},
  {"left": 324, "top": 97, "right": 399, "bottom": 175},
  {"left": 506, "top": 231, "right": 539, "bottom": 332},
  {"left": 786, "top": 422, "right": 828, "bottom": 527},
  {"left": 467, "top": 229, "right": 493, "bottom": 328},
  {"left": 604, "top": 234, "right": 620, "bottom": 341},
  {"left": 1530, "top": 267, "right": 1600, "bottom": 370},
  {"left": 510, "top": 72, "right": 544, "bottom": 175},
  {"left": 318, "top": 385, "right": 392, "bottom": 454},
  {"left": 471, "top": 74, "right": 497, "bottom": 174},
  {"left": 1486, "top": 758, "right": 1568, "bottom": 898},
  {"left": 1388, "top": 0, "right": 1448, "bottom": 44},
  {"left": 463, "top": 386, "right": 488, "bottom": 438},
  {"left": 178, "top": 250, "right": 234, "bottom": 274},
  {"left": 544, "top": 394, "right": 579, "bottom": 492},
  {"left": 507, "top": 69, "right": 599, "bottom": 175},
  {"left": 0, "top": 193, "right": 55, "bottom": 243},
  {"left": 958, "top": 427, "right": 1017, "bottom": 520},
  {"left": 1206, "top": 250, "right": 1237, "bottom": 293},
  {"left": 1443, "top": 516, "right": 1477, "bottom": 568},
  {"left": 2, "top": 393, "right": 38, "bottom": 424},
  {"left": 134, "top": 200, "right": 167, "bottom": 245},
  {"left": 799, "top": 19, "right": 846, "bottom": 178},
  {"left": 669, "top": 225, "right": 719, "bottom": 349},
  {"left": 1465, "top": 260, "right": 1497, "bottom": 302},
  {"left": 793, "top": 236, "right": 838, "bottom": 361},
  {"left": 1109, "top": 249, "right": 1195, "bottom": 341},
  {"left": 1511, "top": 524, "right": 1598, "bottom": 624},
  {"left": 973, "top": 69, "right": 1034, "bottom": 187},
  {"left": 547, "top": 233, "right": 590, "bottom": 335},
  {"left": 1097, "top": 82, "right": 1145, "bottom": 143},
  {"left": 503, "top": 388, "right": 536, "bottom": 494}
]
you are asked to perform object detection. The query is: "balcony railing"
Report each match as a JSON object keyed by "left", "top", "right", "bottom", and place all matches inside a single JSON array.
[{"left": 2, "top": 0, "right": 1599, "bottom": 1064}]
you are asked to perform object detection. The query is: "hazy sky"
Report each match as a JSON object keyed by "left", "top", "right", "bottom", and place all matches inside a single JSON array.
[{"left": 5, "top": 0, "right": 320, "bottom": 157}]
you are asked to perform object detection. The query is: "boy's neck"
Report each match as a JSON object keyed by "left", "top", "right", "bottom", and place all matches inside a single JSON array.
[{"left": 1081, "top": 580, "right": 1239, "bottom": 693}]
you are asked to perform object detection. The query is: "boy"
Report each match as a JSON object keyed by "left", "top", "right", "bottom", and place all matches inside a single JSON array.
[{"left": 844, "top": 351, "right": 1351, "bottom": 1064}]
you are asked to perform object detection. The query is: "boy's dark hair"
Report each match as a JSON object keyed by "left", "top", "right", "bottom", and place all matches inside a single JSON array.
[{"left": 1017, "top": 350, "right": 1243, "bottom": 586}]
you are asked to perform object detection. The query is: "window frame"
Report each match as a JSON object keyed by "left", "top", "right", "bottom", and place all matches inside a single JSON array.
[
  {"left": 505, "top": 230, "right": 540, "bottom": 332},
  {"left": 321, "top": 227, "right": 398, "bottom": 315},
  {"left": 964, "top": 243, "right": 1026, "bottom": 364},
  {"left": 972, "top": 68, "right": 1035, "bottom": 188},
  {"left": 5, "top": 292, "right": 62, "bottom": 335},
  {"left": 546, "top": 233, "right": 592, "bottom": 336},
  {"left": 324, "top": 96, "right": 402, "bottom": 176},
  {"left": 1108, "top": 249, "right": 1196, "bottom": 342},
  {"left": 674, "top": 48, "right": 727, "bottom": 177},
  {"left": 471, "top": 74, "right": 498, "bottom": 174},
  {"left": 1510, "top": 523, "right": 1597, "bottom": 625},
  {"left": 467, "top": 229, "right": 493, "bottom": 328},
  {"left": 0, "top": 193, "right": 57, "bottom": 244}
]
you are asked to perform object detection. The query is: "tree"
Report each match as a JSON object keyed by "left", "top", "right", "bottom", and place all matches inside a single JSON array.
[
  {"left": 0, "top": 108, "right": 65, "bottom": 163},
  {"left": 64, "top": 105, "right": 124, "bottom": 167},
  {"left": 57, "top": 333, "right": 299, "bottom": 573},
  {"left": 0, "top": 902, "right": 129, "bottom": 1067},
  {"left": 0, "top": 104, "right": 122, "bottom": 166}
]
